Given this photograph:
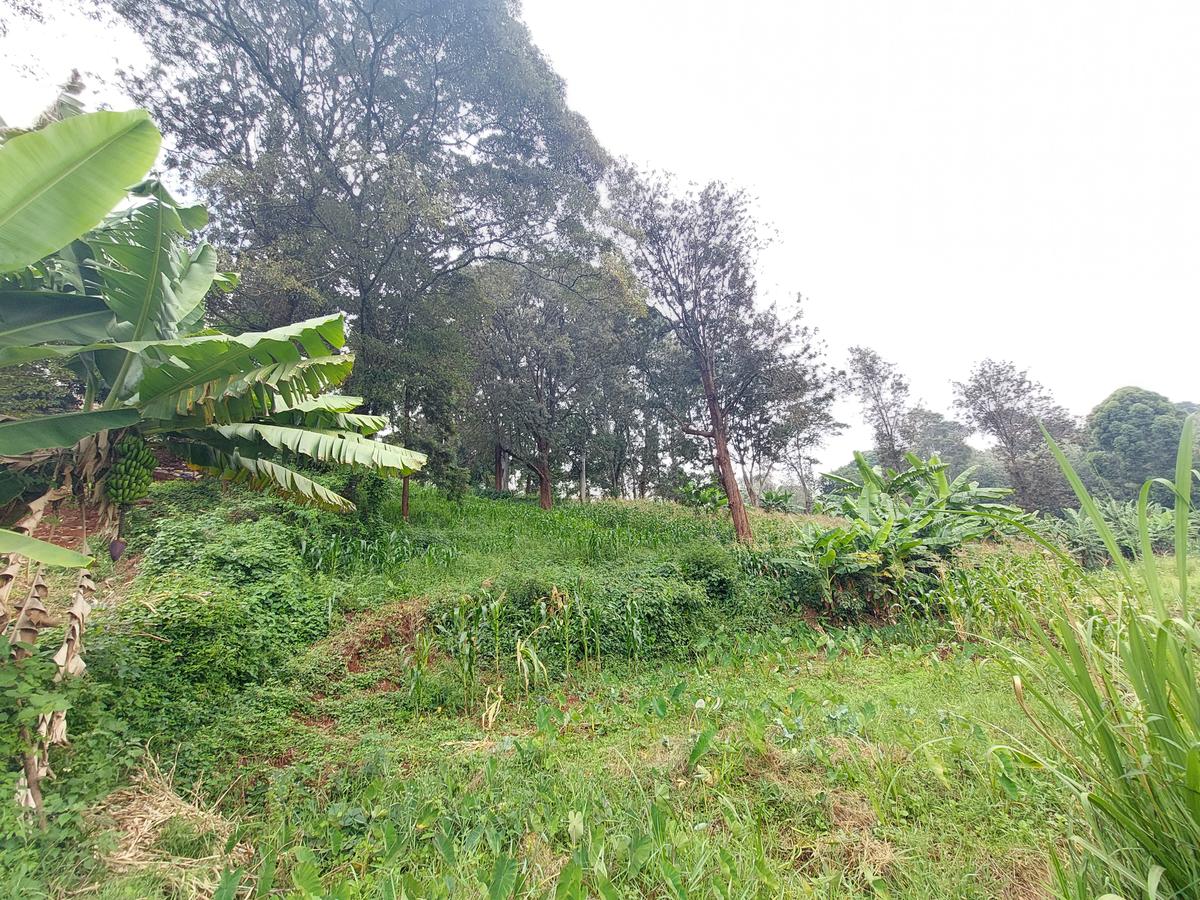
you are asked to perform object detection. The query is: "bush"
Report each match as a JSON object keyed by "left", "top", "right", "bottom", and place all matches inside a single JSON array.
[
  {"left": 1040, "top": 497, "right": 1195, "bottom": 568},
  {"left": 760, "top": 489, "right": 793, "bottom": 513},
  {"left": 752, "top": 454, "right": 1025, "bottom": 620},
  {"left": 678, "top": 543, "right": 739, "bottom": 602},
  {"left": 677, "top": 479, "right": 728, "bottom": 512}
]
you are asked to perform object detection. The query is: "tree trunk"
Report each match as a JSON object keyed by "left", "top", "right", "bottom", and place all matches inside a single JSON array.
[
  {"left": 579, "top": 444, "right": 587, "bottom": 502},
  {"left": 401, "top": 475, "right": 410, "bottom": 521},
  {"left": 741, "top": 463, "right": 759, "bottom": 508},
  {"left": 536, "top": 436, "right": 553, "bottom": 510},
  {"left": 701, "top": 368, "right": 752, "bottom": 543},
  {"left": 493, "top": 443, "right": 508, "bottom": 492}
]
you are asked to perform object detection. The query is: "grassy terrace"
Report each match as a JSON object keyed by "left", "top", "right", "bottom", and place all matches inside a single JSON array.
[{"left": 4, "top": 481, "right": 1072, "bottom": 899}]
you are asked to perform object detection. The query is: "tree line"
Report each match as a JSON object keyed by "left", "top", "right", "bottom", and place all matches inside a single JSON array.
[
  {"left": 5, "top": 0, "right": 1191, "bottom": 540},
  {"left": 838, "top": 348, "right": 1196, "bottom": 512}
]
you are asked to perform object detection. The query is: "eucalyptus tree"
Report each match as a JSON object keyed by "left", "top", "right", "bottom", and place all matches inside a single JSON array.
[
  {"left": 844, "top": 346, "right": 911, "bottom": 471},
  {"left": 953, "top": 359, "right": 1079, "bottom": 510},
  {"left": 609, "top": 169, "right": 768, "bottom": 542},
  {"left": 104, "top": 0, "right": 607, "bottom": 427},
  {"left": 0, "top": 108, "right": 423, "bottom": 821},
  {"left": 725, "top": 304, "right": 840, "bottom": 507}
]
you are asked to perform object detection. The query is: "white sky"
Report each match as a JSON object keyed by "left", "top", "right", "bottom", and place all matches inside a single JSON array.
[{"left": 4, "top": 2, "right": 1199, "bottom": 469}]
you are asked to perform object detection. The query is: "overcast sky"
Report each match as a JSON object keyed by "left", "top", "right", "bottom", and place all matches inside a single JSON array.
[{"left": 4, "top": 2, "right": 1198, "bottom": 469}]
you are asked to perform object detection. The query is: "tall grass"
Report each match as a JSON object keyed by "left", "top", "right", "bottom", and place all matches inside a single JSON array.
[{"left": 1002, "top": 414, "right": 1199, "bottom": 898}]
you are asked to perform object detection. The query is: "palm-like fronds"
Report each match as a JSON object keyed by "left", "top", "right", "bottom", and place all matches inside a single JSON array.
[
  {"left": 168, "top": 441, "right": 355, "bottom": 512},
  {"left": 0, "top": 292, "right": 114, "bottom": 346},
  {"left": 0, "top": 109, "right": 423, "bottom": 514},
  {"left": 190, "top": 422, "right": 424, "bottom": 476},
  {"left": 266, "top": 395, "right": 388, "bottom": 435},
  {"left": 140, "top": 354, "right": 355, "bottom": 422}
]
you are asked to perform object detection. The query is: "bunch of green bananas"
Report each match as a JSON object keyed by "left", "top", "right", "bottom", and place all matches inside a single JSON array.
[{"left": 104, "top": 434, "right": 156, "bottom": 505}]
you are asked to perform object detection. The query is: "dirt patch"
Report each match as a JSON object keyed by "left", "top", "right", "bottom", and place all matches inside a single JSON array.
[
  {"left": 268, "top": 748, "right": 299, "bottom": 768},
  {"left": 331, "top": 599, "right": 428, "bottom": 675},
  {"left": 29, "top": 499, "right": 144, "bottom": 549},
  {"left": 293, "top": 711, "right": 335, "bottom": 731}
]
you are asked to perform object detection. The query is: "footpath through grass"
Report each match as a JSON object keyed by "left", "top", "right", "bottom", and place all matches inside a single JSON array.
[{"left": 3, "top": 481, "right": 1065, "bottom": 898}]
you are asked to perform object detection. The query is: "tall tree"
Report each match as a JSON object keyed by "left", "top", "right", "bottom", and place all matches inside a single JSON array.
[
  {"left": 844, "top": 346, "right": 910, "bottom": 470},
  {"left": 953, "top": 359, "right": 1079, "bottom": 511},
  {"left": 106, "top": 0, "right": 607, "bottom": 427},
  {"left": 899, "top": 407, "right": 974, "bottom": 475},
  {"left": 1086, "top": 387, "right": 1194, "bottom": 498},
  {"left": 725, "top": 306, "right": 840, "bottom": 506},
  {"left": 609, "top": 169, "right": 770, "bottom": 542},
  {"left": 469, "top": 260, "right": 641, "bottom": 510}
]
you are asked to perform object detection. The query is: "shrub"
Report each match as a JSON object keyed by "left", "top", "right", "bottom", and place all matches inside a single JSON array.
[
  {"left": 678, "top": 479, "right": 729, "bottom": 512},
  {"left": 95, "top": 573, "right": 277, "bottom": 693},
  {"left": 753, "top": 454, "right": 1026, "bottom": 619},
  {"left": 760, "top": 489, "right": 793, "bottom": 513},
  {"left": 427, "top": 563, "right": 723, "bottom": 665},
  {"left": 678, "top": 543, "right": 739, "bottom": 602},
  {"left": 1039, "top": 497, "right": 1194, "bottom": 568}
]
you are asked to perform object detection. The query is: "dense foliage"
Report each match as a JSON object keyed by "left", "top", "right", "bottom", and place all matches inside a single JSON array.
[
  {"left": 746, "top": 455, "right": 1023, "bottom": 618},
  {"left": 1085, "top": 386, "right": 1197, "bottom": 500},
  {"left": 3, "top": 6, "right": 1198, "bottom": 898},
  {"left": 2, "top": 469, "right": 1064, "bottom": 897}
]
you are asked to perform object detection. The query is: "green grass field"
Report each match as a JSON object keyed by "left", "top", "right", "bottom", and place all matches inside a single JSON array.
[{"left": 3, "top": 483, "right": 1079, "bottom": 898}]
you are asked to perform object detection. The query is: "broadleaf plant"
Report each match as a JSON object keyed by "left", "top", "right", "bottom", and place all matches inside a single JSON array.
[{"left": 0, "top": 106, "right": 424, "bottom": 823}]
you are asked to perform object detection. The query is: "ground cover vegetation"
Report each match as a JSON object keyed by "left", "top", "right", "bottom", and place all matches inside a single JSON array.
[{"left": 1, "top": 2, "right": 1198, "bottom": 896}]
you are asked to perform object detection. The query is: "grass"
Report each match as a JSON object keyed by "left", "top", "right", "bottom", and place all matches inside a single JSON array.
[
  {"left": 83, "top": 628, "right": 1061, "bottom": 899},
  {"left": 3, "top": 481, "right": 1076, "bottom": 898}
]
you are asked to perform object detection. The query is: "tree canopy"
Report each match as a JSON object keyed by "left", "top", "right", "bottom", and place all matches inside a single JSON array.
[{"left": 1086, "top": 386, "right": 1196, "bottom": 499}]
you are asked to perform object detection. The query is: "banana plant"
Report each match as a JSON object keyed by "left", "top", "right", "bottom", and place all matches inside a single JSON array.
[{"left": 0, "top": 105, "right": 424, "bottom": 821}]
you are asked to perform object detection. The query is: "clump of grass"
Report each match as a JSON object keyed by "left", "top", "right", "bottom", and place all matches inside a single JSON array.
[{"left": 1000, "top": 415, "right": 1200, "bottom": 897}]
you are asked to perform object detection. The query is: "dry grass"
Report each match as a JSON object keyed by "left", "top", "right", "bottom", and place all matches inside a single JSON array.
[
  {"left": 85, "top": 758, "right": 252, "bottom": 899},
  {"left": 519, "top": 830, "right": 569, "bottom": 892},
  {"left": 986, "top": 848, "right": 1052, "bottom": 900}
]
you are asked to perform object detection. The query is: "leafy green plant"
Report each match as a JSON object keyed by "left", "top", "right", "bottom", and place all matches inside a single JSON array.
[
  {"left": 678, "top": 479, "right": 730, "bottom": 513},
  {"left": 760, "top": 489, "right": 793, "bottom": 513},
  {"left": 1041, "top": 496, "right": 1191, "bottom": 568},
  {"left": 678, "top": 543, "right": 739, "bottom": 603},
  {"left": 407, "top": 630, "right": 436, "bottom": 713},
  {"left": 514, "top": 628, "right": 548, "bottom": 698},
  {"left": 436, "top": 600, "right": 483, "bottom": 709},
  {"left": 752, "top": 453, "right": 1026, "bottom": 618},
  {"left": 0, "top": 105, "right": 425, "bottom": 820},
  {"left": 1001, "top": 415, "right": 1200, "bottom": 897},
  {"left": 484, "top": 591, "right": 506, "bottom": 679}
]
